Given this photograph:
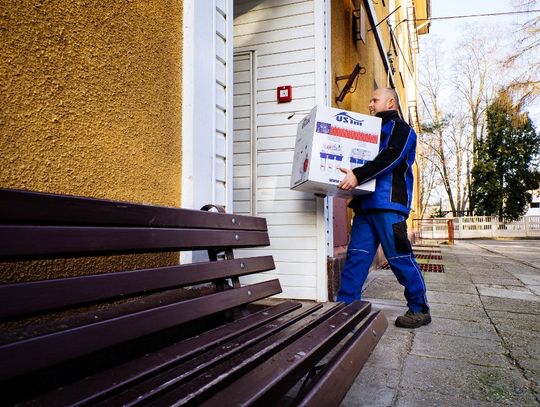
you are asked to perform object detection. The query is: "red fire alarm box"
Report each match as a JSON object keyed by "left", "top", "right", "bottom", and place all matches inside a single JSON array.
[{"left": 277, "top": 85, "right": 292, "bottom": 103}]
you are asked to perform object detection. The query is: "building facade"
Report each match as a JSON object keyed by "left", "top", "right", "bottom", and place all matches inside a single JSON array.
[{"left": 1, "top": 0, "right": 429, "bottom": 300}]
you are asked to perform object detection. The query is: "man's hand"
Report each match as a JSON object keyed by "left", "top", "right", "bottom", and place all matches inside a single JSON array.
[{"left": 338, "top": 168, "right": 359, "bottom": 191}]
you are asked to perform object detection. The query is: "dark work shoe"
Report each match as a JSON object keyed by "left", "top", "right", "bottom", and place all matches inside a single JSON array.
[{"left": 395, "top": 310, "right": 432, "bottom": 328}]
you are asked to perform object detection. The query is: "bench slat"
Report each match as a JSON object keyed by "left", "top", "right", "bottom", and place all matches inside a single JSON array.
[
  {"left": 198, "top": 301, "right": 372, "bottom": 407},
  {"left": 0, "top": 256, "right": 275, "bottom": 319},
  {"left": 0, "top": 188, "right": 267, "bottom": 230},
  {"left": 0, "top": 279, "right": 282, "bottom": 381},
  {"left": 147, "top": 303, "right": 347, "bottom": 407},
  {"left": 0, "top": 226, "right": 270, "bottom": 259},
  {"left": 23, "top": 301, "right": 303, "bottom": 407},
  {"left": 294, "top": 310, "right": 388, "bottom": 407},
  {"left": 97, "top": 303, "right": 328, "bottom": 407}
]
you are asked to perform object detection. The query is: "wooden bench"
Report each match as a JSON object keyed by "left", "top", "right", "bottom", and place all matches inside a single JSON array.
[{"left": 0, "top": 188, "right": 387, "bottom": 407}]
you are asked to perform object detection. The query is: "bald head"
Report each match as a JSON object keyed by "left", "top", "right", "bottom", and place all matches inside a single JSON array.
[
  {"left": 380, "top": 87, "right": 398, "bottom": 103},
  {"left": 368, "top": 87, "right": 398, "bottom": 115}
]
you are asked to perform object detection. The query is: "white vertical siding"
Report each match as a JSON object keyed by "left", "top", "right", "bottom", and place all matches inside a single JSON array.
[
  {"left": 182, "top": 0, "right": 233, "bottom": 211},
  {"left": 233, "top": 52, "right": 254, "bottom": 216},
  {"left": 233, "top": 0, "right": 322, "bottom": 300},
  {"left": 215, "top": 1, "right": 228, "bottom": 206}
]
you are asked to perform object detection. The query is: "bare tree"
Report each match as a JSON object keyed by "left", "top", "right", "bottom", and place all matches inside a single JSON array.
[
  {"left": 504, "top": 1, "right": 540, "bottom": 109},
  {"left": 418, "top": 12, "right": 538, "bottom": 217},
  {"left": 450, "top": 26, "right": 501, "bottom": 210},
  {"left": 419, "top": 39, "right": 463, "bottom": 216},
  {"left": 445, "top": 109, "right": 472, "bottom": 213},
  {"left": 418, "top": 29, "right": 501, "bottom": 217},
  {"left": 417, "top": 130, "right": 441, "bottom": 217}
]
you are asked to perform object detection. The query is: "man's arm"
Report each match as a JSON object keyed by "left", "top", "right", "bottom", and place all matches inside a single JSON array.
[
  {"left": 353, "top": 120, "right": 414, "bottom": 183},
  {"left": 338, "top": 119, "right": 415, "bottom": 191}
]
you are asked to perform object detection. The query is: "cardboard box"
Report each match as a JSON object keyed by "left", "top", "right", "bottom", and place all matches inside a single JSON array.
[{"left": 290, "top": 105, "right": 381, "bottom": 197}]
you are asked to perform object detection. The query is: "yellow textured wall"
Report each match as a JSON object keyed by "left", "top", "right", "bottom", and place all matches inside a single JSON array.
[
  {"left": 331, "top": 1, "right": 389, "bottom": 114},
  {"left": 0, "top": 1, "right": 183, "bottom": 282},
  {"left": 0, "top": 0, "right": 182, "bottom": 206},
  {"left": 331, "top": 0, "right": 423, "bottom": 234}
]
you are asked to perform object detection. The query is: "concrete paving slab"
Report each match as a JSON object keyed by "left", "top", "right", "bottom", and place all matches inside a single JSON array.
[
  {"left": 477, "top": 284, "right": 540, "bottom": 302},
  {"left": 411, "top": 332, "right": 506, "bottom": 367},
  {"left": 499, "top": 261, "right": 540, "bottom": 273},
  {"left": 428, "top": 302, "right": 489, "bottom": 323},
  {"left": 369, "top": 272, "right": 400, "bottom": 281},
  {"left": 427, "top": 291, "right": 483, "bottom": 307},
  {"left": 530, "top": 285, "right": 540, "bottom": 296},
  {"left": 469, "top": 267, "right": 520, "bottom": 274},
  {"left": 419, "top": 315, "right": 500, "bottom": 341},
  {"left": 487, "top": 309, "right": 540, "bottom": 332},
  {"left": 474, "top": 241, "right": 540, "bottom": 269},
  {"left": 495, "top": 326, "right": 540, "bottom": 360},
  {"left": 366, "top": 299, "right": 409, "bottom": 323},
  {"left": 345, "top": 240, "right": 540, "bottom": 406},
  {"left": 363, "top": 277, "right": 405, "bottom": 301},
  {"left": 426, "top": 282, "right": 477, "bottom": 294},
  {"left": 471, "top": 276, "right": 525, "bottom": 286},
  {"left": 514, "top": 273, "right": 540, "bottom": 285},
  {"left": 486, "top": 309, "right": 540, "bottom": 331},
  {"left": 422, "top": 273, "right": 472, "bottom": 284},
  {"left": 439, "top": 265, "right": 463, "bottom": 274},
  {"left": 341, "top": 366, "right": 401, "bottom": 407},
  {"left": 394, "top": 388, "right": 499, "bottom": 407},
  {"left": 516, "top": 358, "right": 540, "bottom": 391},
  {"left": 366, "top": 297, "right": 408, "bottom": 308},
  {"left": 481, "top": 295, "right": 540, "bottom": 314},
  {"left": 400, "top": 355, "right": 537, "bottom": 405},
  {"left": 364, "top": 328, "right": 412, "bottom": 371},
  {"left": 479, "top": 284, "right": 534, "bottom": 292}
]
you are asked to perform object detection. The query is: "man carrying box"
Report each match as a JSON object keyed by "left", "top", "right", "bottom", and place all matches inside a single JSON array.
[{"left": 337, "top": 87, "right": 431, "bottom": 329}]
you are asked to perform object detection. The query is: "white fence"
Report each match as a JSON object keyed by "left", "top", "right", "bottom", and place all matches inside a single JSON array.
[{"left": 416, "top": 216, "right": 540, "bottom": 240}]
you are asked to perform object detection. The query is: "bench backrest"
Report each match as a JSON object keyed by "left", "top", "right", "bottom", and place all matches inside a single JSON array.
[{"left": 0, "top": 188, "right": 279, "bottom": 381}]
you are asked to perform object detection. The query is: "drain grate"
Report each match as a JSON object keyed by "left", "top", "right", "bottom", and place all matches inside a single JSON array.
[
  {"left": 414, "top": 253, "right": 442, "bottom": 260},
  {"left": 419, "top": 263, "right": 445, "bottom": 272},
  {"left": 380, "top": 261, "right": 445, "bottom": 273}
]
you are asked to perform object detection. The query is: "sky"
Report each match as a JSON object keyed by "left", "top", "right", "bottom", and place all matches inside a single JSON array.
[
  {"left": 419, "top": 0, "right": 540, "bottom": 123},
  {"left": 430, "top": 0, "right": 531, "bottom": 34},
  {"left": 417, "top": 1, "right": 539, "bottom": 209}
]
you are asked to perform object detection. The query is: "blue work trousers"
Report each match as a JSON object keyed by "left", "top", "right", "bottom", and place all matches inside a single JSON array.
[{"left": 336, "top": 211, "right": 429, "bottom": 313}]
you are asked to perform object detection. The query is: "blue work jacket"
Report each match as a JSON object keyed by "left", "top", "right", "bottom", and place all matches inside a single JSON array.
[{"left": 349, "top": 110, "right": 417, "bottom": 216}]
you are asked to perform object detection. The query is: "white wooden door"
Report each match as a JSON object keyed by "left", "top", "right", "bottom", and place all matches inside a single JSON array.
[
  {"left": 233, "top": 0, "right": 327, "bottom": 300},
  {"left": 232, "top": 51, "right": 256, "bottom": 215}
]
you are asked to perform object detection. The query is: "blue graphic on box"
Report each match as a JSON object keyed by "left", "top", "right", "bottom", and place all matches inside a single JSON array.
[
  {"left": 317, "top": 143, "right": 372, "bottom": 176},
  {"left": 319, "top": 143, "right": 343, "bottom": 173},
  {"left": 349, "top": 147, "right": 370, "bottom": 169},
  {"left": 316, "top": 122, "right": 332, "bottom": 135},
  {"left": 335, "top": 112, "right": 364, "bottom": 126}
]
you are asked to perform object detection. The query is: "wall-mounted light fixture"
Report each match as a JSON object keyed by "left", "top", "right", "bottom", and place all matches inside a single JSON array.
[
  {"left": 335, "top": 63, "right": 366, "bottom": 103},
  {"left": 352, "top": 5, "right": 366, "bottom": 43}
]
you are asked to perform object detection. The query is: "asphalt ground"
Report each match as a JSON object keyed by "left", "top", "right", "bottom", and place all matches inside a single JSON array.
[{"left": 342, "top": 240, "right": 540, "bottom": 406}]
